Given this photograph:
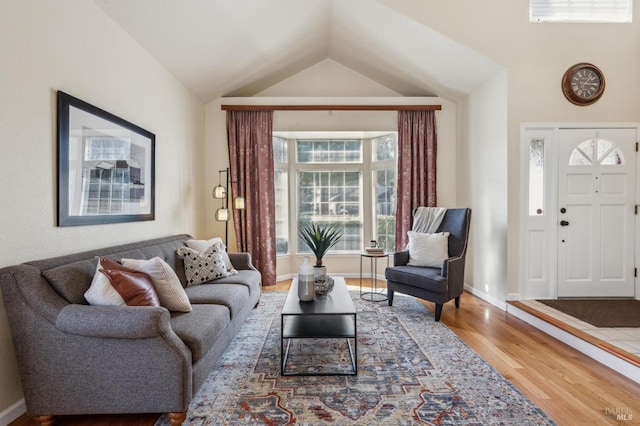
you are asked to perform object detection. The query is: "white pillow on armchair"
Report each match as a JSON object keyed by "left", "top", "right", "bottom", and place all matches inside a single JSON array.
[{"left": 407, "top": 231, "right": 450, "bottom": 268}]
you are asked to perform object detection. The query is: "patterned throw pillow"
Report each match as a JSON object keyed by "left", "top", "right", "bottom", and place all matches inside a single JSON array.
[
  {"left": 185, "top": 238, "right": 237, "bottom": 273},
  {"left": 177, "top": 245, "right": 233, "bottom": 286}
]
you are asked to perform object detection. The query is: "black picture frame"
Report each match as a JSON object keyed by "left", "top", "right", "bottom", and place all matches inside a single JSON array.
[{"left": 57, "top": 91, "right": 155, "bottom": 226}]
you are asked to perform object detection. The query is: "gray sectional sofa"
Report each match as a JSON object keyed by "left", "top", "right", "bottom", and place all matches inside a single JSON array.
[{"left": 0, "top": 234, "right": 262, "bottom": 426}]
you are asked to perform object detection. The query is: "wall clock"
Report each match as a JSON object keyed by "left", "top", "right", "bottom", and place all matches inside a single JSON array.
[{"left": 561, "top": 63, "right": 605, "bottom": 106}]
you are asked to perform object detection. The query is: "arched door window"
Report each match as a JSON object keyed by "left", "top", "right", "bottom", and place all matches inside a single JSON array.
[{"left": 568, "top": 138, "right": 625, "bottom": 166}]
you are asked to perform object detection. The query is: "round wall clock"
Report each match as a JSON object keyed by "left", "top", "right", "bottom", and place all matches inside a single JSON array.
[{"left": 561, "top": 63, "right": 605, "bottom": 106}]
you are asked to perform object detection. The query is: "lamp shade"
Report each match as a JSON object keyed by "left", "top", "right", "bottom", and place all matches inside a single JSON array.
[
  {"left": 234, "top": 197, "right": 245, "bottom": 210},
  {"left": 212, "top": 185, "right": 226, "bottom": 199},
  {"left": 215, "top": 208, "right": 229, "bottom": 221}
]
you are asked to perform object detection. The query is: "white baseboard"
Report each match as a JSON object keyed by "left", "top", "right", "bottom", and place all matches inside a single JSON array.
[
  {"left": 0, "top": 398, "right": 25, "bottom": 426},
  {"left": 463, "top": 284, "right": 507, "bottom": 311},
  {"left": 507, "top": 292, "right": 521, "bottom": 301},
  {"left": 507, "top": 303, "right": 640, "bottom": 385}
]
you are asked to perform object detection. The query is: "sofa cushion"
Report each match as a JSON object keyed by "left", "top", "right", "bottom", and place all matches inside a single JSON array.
[
  {"left": 170, "top": 304, "right": 230, "bottom": 362},
  {"left": 42, "top": 259, "right": 97, "bottom": 304},
  {"left": 121, "top": 257, "right": 192, "bottom": 312},
  {"left": 211, "top": 270, "right": 262, "bottom": 298},
  {"left": 184, "top": 283, "right": 249, "bottom": 320},
  {"left": 385, "top": 265, "right": 448, "bottom": 294}
]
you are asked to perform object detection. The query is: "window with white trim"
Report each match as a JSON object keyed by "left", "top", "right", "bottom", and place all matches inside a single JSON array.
[
  {"left": 530, "top": 0, "right": 632, "bottom": 23},
  {"left": 273, "top": 133, "right": 397, "bottom": 255}
]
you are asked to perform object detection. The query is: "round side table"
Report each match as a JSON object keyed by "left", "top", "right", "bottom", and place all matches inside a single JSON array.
[{"left": 359, "top": 252, "right": 390, "bottom": 302}]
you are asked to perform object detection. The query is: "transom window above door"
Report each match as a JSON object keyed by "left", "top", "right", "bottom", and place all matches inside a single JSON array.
[
  {"left": 568, "top": 138, "right": 625, "bottom": 166},
  {"left": 530, "top": 0, "right": 633, "bottom": 23}
]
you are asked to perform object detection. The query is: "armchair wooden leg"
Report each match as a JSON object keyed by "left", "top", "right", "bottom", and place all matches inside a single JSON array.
[
  {"left": 455, "top": 296, "right": 460, "bottom": 308},
  {"left": 434, "top": 304, "right": 443, "bottom": 322},
  {"left": 388, "top": 290, "right": 394, "bottom": 306},
  {"left": 168, "top": 411, "right": 187, "bottom": 426},
  {"left": 33, "top": 416, "right": 55, "bottom": 426}
]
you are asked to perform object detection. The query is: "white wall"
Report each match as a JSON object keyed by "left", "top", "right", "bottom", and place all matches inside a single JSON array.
[
  {"left": 259, "top": 59, "right": 401, "bottom": 97},
  {"left": 0, "top": 1, "right": 204, "bottom": 421},
  {"left": 458, "top": 71, "right": 508, "bottom": 301},
  {"left": 205, "top": 60, "right": 458, "bottom": 281}
]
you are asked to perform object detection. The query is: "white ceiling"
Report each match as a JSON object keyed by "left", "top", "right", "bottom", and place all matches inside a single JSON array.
[{"left": 94, "top": 0, "right": 504, "bottom": 103}]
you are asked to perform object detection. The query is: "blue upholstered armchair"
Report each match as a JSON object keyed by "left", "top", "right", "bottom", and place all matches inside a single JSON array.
[{"left": 385, "top": 208, "right": 471, "bottom": 321}]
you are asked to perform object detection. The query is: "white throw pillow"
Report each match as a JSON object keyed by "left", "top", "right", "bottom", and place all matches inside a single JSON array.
[
  {"left": 185, "top": 238, "right": 237, "bottom": 273},
  {"left": 407, "top": 231, "right": 450, "bottom": 268},
  {"left": 84, "top": 258, "right": 126, "bottom": 306},
  {"left": 121, "top": 257, "right": 192, "bottom": 312},
  {"left": 177, "top": 245, "right": 234, "bottom": 286}
]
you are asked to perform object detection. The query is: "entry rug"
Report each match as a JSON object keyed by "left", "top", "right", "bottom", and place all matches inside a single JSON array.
[
  {"left": 156, "top": 291, "right": 554, "bottom": 425},
  {"left": 538, "top": 299, "right": 640, "bottom": 328}
]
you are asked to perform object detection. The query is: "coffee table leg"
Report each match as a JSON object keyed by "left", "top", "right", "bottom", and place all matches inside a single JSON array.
[
  {"left": 282, "top": 338, "right": 292, "bottom": 374},
  {"left": 281, "top": 314, "right": 290, "bottom": 374},
  {"left": 346, "top": 338, "right": 357, "bottom": 375}
]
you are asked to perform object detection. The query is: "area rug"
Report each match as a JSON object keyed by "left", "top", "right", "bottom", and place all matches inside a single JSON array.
[
  {"left": 538, "top": 299, "right": 640, "bottom": 327},
  {"left": 156, "top": 291, "right": 554, "bottom": 425}
]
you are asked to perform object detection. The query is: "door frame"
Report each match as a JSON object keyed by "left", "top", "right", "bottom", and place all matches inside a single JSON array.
[{"left": 519, "top": 123, "right": 640, "bottom": 300}]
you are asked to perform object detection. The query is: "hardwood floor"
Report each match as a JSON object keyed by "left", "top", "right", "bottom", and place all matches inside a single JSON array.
[{"left": 11, "top": 279, "right": 640, "bottom": 425}]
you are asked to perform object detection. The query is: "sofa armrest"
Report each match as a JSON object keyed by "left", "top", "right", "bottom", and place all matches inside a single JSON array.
[
  {"left": 9, "top": 297, "right": 192, "bottom": 416},
  {"left": 393, "top": 251, "right": 410, "bottom": 266},
  {"left": 228, "top": 252, "right": 257, "bottom": 271},
  {"left": 56, "top": 305, "right": 170, "bottom": 339}
]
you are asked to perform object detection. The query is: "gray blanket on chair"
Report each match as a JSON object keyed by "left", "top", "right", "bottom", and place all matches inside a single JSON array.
[{"left": 412, "top": 207, "right": 447, "bottom": 233}]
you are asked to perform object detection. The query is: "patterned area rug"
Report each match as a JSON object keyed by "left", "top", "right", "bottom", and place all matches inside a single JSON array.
[{"left": 156, "top": 291, "right": 554, "bottom": 425}]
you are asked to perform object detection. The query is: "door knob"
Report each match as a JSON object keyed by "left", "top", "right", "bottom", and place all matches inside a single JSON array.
[{"left": 560, "top": 220, "right": 570, "bottom": 226}]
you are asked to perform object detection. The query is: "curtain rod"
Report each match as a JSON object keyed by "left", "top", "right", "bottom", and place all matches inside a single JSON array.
[{"left": 221, "top": 104, "right": 441, "bottom": 111}]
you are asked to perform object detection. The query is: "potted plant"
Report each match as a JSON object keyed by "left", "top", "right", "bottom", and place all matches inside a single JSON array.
[{"left": 298, "top": 222, "right": 343, "bottom": 277}]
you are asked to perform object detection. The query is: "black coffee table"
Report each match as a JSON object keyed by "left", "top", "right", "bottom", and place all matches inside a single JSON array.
[{"left": 281, "top": 276, "right": 357, "bottom": 376}]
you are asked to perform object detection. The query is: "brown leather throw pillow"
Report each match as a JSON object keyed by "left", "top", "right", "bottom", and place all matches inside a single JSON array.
[
  {"left": 99, "top": 267, "right": 160, "bottom": 307},
  {"left": 98, "top": 257, "right": 133, "bottom": 273}
]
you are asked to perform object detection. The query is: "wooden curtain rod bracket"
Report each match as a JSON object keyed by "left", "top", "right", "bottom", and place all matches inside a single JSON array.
[{"left": 221, "top": 104, "right": 441, "bottom": 111}]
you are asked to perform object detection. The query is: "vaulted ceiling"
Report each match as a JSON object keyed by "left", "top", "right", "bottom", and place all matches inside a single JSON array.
[{"left": 94, "top": 0, "right": 504, "bottom": 103}]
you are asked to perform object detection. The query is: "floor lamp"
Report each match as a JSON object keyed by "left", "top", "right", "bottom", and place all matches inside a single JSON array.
[{"left": 212, "top": 168, "right": 245, "bottom": 247}]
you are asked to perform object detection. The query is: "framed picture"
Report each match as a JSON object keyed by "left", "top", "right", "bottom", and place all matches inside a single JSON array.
[{"left": 57, "top": 91, "right": 155, "bottom": 226}]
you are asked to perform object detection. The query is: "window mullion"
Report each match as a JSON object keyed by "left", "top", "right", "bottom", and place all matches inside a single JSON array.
[{"left": 362, "top": 138, "right": 372, "bottom": 249}]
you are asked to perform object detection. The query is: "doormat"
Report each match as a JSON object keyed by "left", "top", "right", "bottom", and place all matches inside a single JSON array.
[{"left": 538, "top": 299, "right": 640, "bottom": 327}]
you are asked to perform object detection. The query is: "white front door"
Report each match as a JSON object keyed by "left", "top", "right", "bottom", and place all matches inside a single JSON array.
[{"left": 557, "top": 128, "right": 636, "bottom": 298}]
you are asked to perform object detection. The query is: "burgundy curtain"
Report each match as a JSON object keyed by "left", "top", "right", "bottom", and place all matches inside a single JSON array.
[
  {"left": 395, "top": 110, "right": 437, "bottom": 251},
  {"left": 226, "top": 110, "right": 277, "bottom": 286}
]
